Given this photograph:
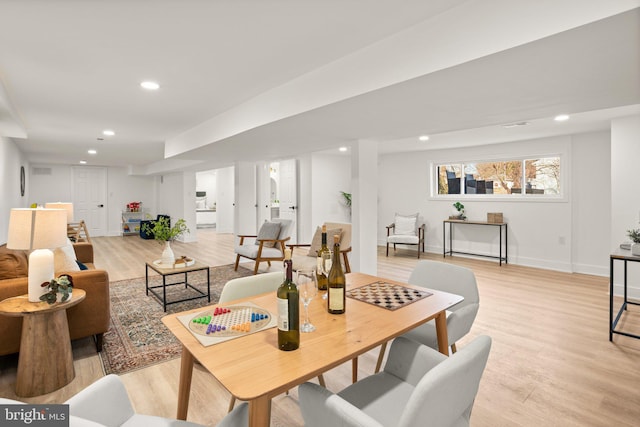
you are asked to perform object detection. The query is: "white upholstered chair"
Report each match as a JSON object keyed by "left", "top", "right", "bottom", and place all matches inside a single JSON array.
[
  {"left": 375, "top": 260, "right": 480, "bottom": 372},
  {"left": 299, "top": 335, "right": 492, "bottom": 427},
  {"left": 55, "top": 374, "right": 248, "bottom": 426},
  {"left": 234, "top": 218, "right": 293, "bottom": 274},
  {"left": 386, "top": 213, "right": 425, "bottom": 259},
  {"left": 65, "top": 374, "right": 205, "bottom": 427}
]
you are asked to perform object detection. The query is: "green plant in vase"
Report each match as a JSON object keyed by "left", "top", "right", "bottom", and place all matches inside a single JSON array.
[
  {"left": 627, "top": 228, "right": 640, "bottom": 256},
  {"left": 40, "top": 274, "right": 73, "bottom": 304},
  {"left": 452, "top": 202, "right": 466, "bottom": 220},
  {"left": 142, "top": 217, "right": 189, "bottom": 265}
]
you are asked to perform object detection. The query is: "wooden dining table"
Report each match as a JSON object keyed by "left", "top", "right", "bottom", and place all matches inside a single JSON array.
[{"left": 161, "top": 272, "right": 464, "bottom": 427}]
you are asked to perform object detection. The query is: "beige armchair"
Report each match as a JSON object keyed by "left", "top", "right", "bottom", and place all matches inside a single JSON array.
[
  {"left": 234, "top": 218, "right": 293, "bottom": 274},
  {"left": 288, "top": 222, "right": 352, "bottom": 273},
  {"left": 386, "top": 213, "right": 425, "bottom": 259}
]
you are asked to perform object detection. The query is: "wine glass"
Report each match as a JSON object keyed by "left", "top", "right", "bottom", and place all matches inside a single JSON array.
[
  {"left": 319, "top": 250, "right": 332, "bottom": 300},
  {"left": 297, "top": 269, "right": 318, "bottom": 333}
]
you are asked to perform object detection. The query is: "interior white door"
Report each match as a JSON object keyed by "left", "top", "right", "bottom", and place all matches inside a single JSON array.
[
  {"left": 72, "top": 166, "right": 107, "bottom": 237},
  {"left": 278, "top": 158, "right": 297, "bottom": 243}
]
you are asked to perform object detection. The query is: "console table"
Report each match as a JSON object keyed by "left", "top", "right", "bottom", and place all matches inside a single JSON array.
[
  {"left": 0, "top": 289, "right": 86, "bottom": 397},
  {"left": 443, "top": 220, "right": 508, "bottom": 265},
  {"left": 609, "top": 249, "right": 640, "bottom": 341}
]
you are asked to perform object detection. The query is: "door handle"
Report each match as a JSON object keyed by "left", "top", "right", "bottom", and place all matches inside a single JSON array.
[
  {"left": 289, "top": 206, "right": 296, "bottom": 210},
  {"left": 98, "top": 204, "right": 104, "bottom": 208}
]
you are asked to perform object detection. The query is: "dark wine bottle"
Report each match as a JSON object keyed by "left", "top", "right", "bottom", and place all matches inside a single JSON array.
[
  {"left": 327, "top": 234, "right": 346, "bottom": 314},
  {"left": 316, "top": 225, "right": 329, "bottom": 291},
  {"left": 277, "top": 248, "right": 300, "bottom": 350}
]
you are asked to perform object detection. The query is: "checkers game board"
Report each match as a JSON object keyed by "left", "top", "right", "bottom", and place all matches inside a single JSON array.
[{"left": 347, "top": 281, "right": 432, "bottom": 310}]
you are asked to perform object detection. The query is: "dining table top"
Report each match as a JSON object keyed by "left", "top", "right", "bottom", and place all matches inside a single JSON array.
[{"left": 162, "top": 271, "right": 464, "bottom": 402}]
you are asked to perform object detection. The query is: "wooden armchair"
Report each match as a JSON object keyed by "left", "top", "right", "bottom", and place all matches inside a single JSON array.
[
  {"left": 288, "top": 222, "right": 352, "bottom": 273},
  {"left": 234, "top": 219, "right": 293, "bottom": 274}
]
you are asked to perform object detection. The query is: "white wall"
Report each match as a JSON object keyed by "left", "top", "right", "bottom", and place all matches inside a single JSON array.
[
  {"left": 611, "top": 114, "right": 640, "bottom": 297},
  {"left": 0, "top": 136, "right": 28, "bottom": 244},
  {"left": 310, "top": 153, "right": 351, "bottom": 232},
  {"left": 216, "top": 166, "right": 235, "bottom": 234},
  {"left": 378, "top": 132, "right": 610, "bottom": 274}
]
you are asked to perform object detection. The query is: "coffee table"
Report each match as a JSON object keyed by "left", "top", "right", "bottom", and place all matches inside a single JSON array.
[
  {"left": 0, "top": 289, "right": 86, "bottom": 397},
  {"left": 145, "top": 259, "right": 210, "bottom": 312}
]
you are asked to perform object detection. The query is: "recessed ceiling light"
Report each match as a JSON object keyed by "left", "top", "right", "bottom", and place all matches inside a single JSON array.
[
  {"left": 140, "top": 81, "right": 160, "bottom": 90},
  {"left": 103, "top": 130, "right": 115, "bottom": 136},
  {"left": 88, "top": 149, "right": 97, "bottom": 155},
  {"left": 79, "top": 160, "right": 87, "bottom": 164},
  {"left": 418, "top": 135, "right": 430, "bottom": 141},
  {"left": 502, "top": 121, "right": 530, "bottom": 128},
  {"left": 554, "top": 114, "right": 570, "bottom": 122},
  {"left": 339, "top": 147, "right": 348, "bottom": 152}
]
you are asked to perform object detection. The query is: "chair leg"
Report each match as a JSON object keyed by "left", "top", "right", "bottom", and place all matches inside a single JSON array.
[
  {"left": 386, "top": 242, "right": 389, "bottom": 256},
  {"left": 352, "top": 357, "right": 358, "bottom": 383},
  {"left": 227, "top": 396, "right": 237, "bottom": 413},
  {"left": 417, "top": 243, "right": 420, "bottom": 259},
  {"left": 253, "top": 261, "right": 260, "bottom": 275},
  {"left": 374, "top": 341, "right": 388, "bottom": 373},
  {"left": 451, "top": 343, "right": 457, "bottom": 354},
  {"left": 318, "top": 374, "right": 326, "bottom": 387},
  {"left": 94, "top": 333, "right": 103, "bottom": 352},
  {"left": 234, "top": 254, "right": 241, "bottom": 271}
]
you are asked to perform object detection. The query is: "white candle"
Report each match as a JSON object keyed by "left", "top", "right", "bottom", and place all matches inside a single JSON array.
[{"left": 28, "top": 249, "right": 55, "bottom": 302}]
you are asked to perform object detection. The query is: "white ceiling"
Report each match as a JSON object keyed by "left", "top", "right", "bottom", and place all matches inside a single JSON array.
[{"left": 1, "top": 1, "right": 639, "bottom": 174}]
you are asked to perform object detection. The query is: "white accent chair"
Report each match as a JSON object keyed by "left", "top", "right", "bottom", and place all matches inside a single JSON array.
[
  {"left": 375, "top": 260, "right": 480, "bottom": 372},
  {"left": 234, "top": 218, "right": 293, "bottom": 274},
  {"left": 299, "top": 335, "right": 492, "bottom": 427},
  {"left": 0, "top": 374, "right": 249, "bottom": 426},
  {"left": 386, "top": 213, "right": 425, "bottom": 258}
]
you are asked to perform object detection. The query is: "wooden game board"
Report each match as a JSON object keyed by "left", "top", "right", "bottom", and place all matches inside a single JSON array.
[
  {"left": 177, "top": 302, "right": 276, "bottom": 346},
  {"left": 347, "top": 281, "right": 432, "bottom": 311}
]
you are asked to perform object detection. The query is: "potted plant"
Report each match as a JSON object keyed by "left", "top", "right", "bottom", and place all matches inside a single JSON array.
[
  {"left": 452, "top": 202, "right": 466, "bottom": 220},
  {"left": 40, "top": 274, "right": 73, "bottom": 304},
  {"left": 142, "top": 217, "right": 189, "bottom": 265},
  {"left": 627, "top": 228, "right": 640, "bottom": 256}
]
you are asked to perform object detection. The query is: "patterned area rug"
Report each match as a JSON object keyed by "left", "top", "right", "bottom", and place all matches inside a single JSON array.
[{"left": 99, "top": 264, "right": 254, "bottom": 375}]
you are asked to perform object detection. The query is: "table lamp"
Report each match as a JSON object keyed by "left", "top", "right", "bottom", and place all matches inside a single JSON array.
[
  {"left": 45, "top": 202, "right": 74, "bottom": 223},
  {"left": 7, "top": 208, "right": 68, "bottom": 302}
]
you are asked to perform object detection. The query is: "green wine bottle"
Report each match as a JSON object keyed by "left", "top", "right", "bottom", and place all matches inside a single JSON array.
[
  {"left": 277, "top": 248, "right": 300, "bottom": 350},
  {"left": 316, "top": 225, "right": 329, "bottom": 291},
  {"left": 327, "top": 234, "right": 346, "bottom": 314}
]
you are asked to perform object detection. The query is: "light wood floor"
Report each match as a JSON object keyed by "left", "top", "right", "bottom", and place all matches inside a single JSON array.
[{"left": 2, "top": 229, "right": 640, "bottom": 426}]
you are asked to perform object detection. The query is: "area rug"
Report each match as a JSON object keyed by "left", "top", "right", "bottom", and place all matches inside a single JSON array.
[{"left": 99, "top": 264, "right": 254, "bottom": 375}]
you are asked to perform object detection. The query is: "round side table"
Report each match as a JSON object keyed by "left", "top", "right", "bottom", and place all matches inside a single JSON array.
[{"left": 0, "top": 289, "right": 86, "bottom": 397}]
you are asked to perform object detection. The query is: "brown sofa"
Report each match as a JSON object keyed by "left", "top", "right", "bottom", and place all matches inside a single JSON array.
[{"left": 0, "top": 242, "right": 110, "bottom": 356}]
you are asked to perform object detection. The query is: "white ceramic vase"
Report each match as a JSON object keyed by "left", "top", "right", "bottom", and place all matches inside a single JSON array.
[
  {"left": 162, "top": 241, "right": 175, "bottom": 265},
  {"left": 632, "top": 243, "right": 640, "bottom": 256}
]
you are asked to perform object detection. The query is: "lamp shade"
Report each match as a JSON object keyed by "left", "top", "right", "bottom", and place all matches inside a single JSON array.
[
  {"left": 7, "top": 208, "right": 68, "bottom": 250},
  {"left": 45, "top": 202, "right": 74, "bottom": 222}
]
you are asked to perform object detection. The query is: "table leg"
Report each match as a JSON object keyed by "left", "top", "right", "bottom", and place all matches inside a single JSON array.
[
  {"left": 176, "top": 346, "right": 195, "bottom": 420},
  {"left": 16, "top": 311, "right": 75, "bottom": 397},
  {"left": 434, "top": 311, "right": 449, "bottom": 355},
  {"left": 442, "top": 222, "right": 446, "bottom": 258},
  {"left": 207, "top": 267, "right": 211, "bottom": 303},
  {"left": 163, "top": 275, "right": 167, "bottom": 312},
  {"left": 352, "top": 357, "right": 358, "bottom": 383},
  {"left": 609, "top": 257, "right": 614, "bottom": 341},
  {"left": 145, "top": 264, "right": 149, "bottom": 295},
  {"left": 248, "top": 396, "right": 272, "bottom": 427}
]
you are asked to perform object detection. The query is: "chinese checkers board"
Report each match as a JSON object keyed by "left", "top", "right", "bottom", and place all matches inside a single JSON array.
[
  {"left": 347, "top": 281, "right": 432, "bottom": 311},
  {"left": 177, "top": 302, "right": 276, "bottom": 347}
]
